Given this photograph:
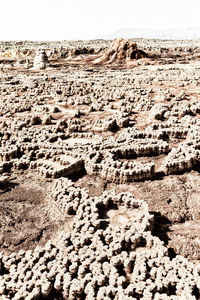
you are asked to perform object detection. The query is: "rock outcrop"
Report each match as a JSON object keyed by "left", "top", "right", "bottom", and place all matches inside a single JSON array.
[
  {"left": 33, "top": 50, "right": 49, "bottom": 70},
  {"left": 93, "top": 38, "right": 148, "bottom": 65}
]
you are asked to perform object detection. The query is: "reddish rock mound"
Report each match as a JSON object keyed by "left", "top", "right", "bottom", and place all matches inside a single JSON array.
[{"left": 93, "top": 38, "right": 148, "bottom": 65}]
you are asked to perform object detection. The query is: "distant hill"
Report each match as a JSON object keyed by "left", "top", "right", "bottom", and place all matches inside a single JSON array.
[{"left": 100, "top": 27, "right": 200, "bottom": 40}]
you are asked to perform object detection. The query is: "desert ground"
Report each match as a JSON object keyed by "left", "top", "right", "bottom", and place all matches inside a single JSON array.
[{"left": 0, "top": 38, "right": 200, "bottom": 299}]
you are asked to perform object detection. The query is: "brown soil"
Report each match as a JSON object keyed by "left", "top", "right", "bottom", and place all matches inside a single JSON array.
[{"left": 0, "top": 172, "right": 60, "bottom": 255}]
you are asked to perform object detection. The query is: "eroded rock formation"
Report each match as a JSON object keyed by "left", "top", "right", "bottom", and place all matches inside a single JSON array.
[
  {"left": 33, "top": 49, "right": 49, "bottom": 70},
  {"left": 93, "top": 38, "right": 148, "bottom": 65}
]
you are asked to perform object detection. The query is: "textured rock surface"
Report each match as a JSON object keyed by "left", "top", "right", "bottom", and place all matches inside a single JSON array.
[{"left": 0, "top": 38, "right": 200, "bottom": 298}]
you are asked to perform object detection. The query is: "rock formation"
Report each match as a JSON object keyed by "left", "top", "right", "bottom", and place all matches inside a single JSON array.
[
  {"left": 93, "top": 38, "right": 148, "bottom": 65},
  {"left": 33, "top": 49, "right": 49, "bottom": 70}
]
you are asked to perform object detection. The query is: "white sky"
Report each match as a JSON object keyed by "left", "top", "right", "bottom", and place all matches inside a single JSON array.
[{"left": 0, "top": 0, "right": 200, "bottom": 40}]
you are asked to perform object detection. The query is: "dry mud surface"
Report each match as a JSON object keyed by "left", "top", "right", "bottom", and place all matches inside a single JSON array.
[{"left": 0, "top": 38, "right": 200, "bottom": 299}]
